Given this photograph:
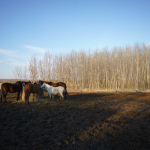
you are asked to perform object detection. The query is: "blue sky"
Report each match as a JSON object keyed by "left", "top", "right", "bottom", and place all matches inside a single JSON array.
[{"left": 0, "top": 0, "right": 150, "bottom": 79}]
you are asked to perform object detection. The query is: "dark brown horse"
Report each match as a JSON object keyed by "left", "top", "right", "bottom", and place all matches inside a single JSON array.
[
  {"left": 1, "top": 81, "right": 31, "bottom": 102},
  {"left": 38, "top": 80, "right": 68, "bottom": 99},
  {"left": 24, "top": 82, "right": 39, "bottom": 104}
]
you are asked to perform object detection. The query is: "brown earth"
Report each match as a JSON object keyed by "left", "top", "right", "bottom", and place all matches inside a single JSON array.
[{"left": 0, "top": 91, "right": 150, "bottom": 150}]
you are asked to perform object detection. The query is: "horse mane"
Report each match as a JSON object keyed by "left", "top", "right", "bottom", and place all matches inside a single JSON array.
[{"left": 16, "top": 81, "right": 22, "bottom": 84}]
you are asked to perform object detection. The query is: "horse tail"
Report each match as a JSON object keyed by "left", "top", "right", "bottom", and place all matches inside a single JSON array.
[
  {"left": 66, "top": 90, "right": 69, "bottom": 95},
  {"left": 63, "top": 89, "right": 66, "bottom": 95},
  {"left": 64, "top": 86, "right": 68, "bottom": 96},
  {"left": 63, "top": 88, "right": 68, "bottom": 99}
]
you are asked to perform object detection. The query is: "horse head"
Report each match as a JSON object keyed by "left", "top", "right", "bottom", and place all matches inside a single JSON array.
[
  {"left": 40, "top": 83, "right": 44, "bottom": 88},
  {"left": 16, "top": 81, "right": 23, "bottom": 86},
  {"left": 40, "top": 83, "right": 48, "bottom": 92},
  {"left": 36, "top": 81, "right": 41, "bottom": 86},
  {"left": 22, "top": 82, "right": 25, "bottom": 86}
]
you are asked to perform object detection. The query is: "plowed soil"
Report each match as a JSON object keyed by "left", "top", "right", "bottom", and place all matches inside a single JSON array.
[{"left": 0, "top": 91, "right": 150, "bottom": 150}]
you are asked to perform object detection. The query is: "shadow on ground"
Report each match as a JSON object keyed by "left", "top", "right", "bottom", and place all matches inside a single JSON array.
[{"left": 0, "top": 91, "right": 150, "bottom": 149}]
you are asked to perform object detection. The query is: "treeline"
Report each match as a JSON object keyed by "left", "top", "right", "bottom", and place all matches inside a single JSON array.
[{"left": 13, "top": 43, "right": 150, "bottom": 91}]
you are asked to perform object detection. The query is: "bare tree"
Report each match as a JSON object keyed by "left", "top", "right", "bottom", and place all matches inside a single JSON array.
[
  {"left": 23, "top": 65, "right": 28, "bottom": 80},
  {"left": 28, "top": 54, "right": 38, "bottom": 82},
  {"left": 13, "top": 65, "right": 22, "bottom": 80}
]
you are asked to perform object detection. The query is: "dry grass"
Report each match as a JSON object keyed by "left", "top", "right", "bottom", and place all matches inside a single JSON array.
[{"left": 0, "top": 91, "right": 150, "bottom": 150}]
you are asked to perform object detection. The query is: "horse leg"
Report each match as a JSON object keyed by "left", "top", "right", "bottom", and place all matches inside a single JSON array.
[
  {"left": 60, "top": 94, "right": 64, "bottom": 100},
  {"left": 1, "top": 85, "right": 3, "bottom": 102},
  {"left": 25, "top": 96, "right": 29, "bottom": 104},
  {"left": 25, "top": 90, "right": 29, "bottom": 104},
  {"left": 1, "top": 93, "right": 2, "bottom": 102},
  {"left": 2, "top": 90, "right": 7, "bottom": 102},
  {"left": 4, "top": 93, "right": 7, "bottom": 102},
  {"left": 60, "top": 92, "right": 63, "bottom": 100},
  {"left": 49, "top": 94, "right": 53, "bottom": 99},
  {"left": 56, "top": 94, "right": 58, "bottom": 98},
  {"left": 52, "top": 95, "right": 54, "bottom": 99},
  {"left": 21, "top": 91, "right": 23, "bottom": 100},
  {"left": 61, "top": 93, "right": 64, "bottom": 100},
  {"left": 36, "top": 93, "right": 37, "bottom": 101},
  {"left": 17, "top": 92, "right": 20, "bottom": 101},
  {"left": 33, "top": 93, "right": 34, "bottom": 101},
  {"left": 49, "top": 93, "right": 51, "bottom": 100}
]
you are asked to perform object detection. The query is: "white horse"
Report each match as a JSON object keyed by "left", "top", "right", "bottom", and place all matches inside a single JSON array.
[{"left": 40, "top": 83, "right": 65, "bottom": 100}]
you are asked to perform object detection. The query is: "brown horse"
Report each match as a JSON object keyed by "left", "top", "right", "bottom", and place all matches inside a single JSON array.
[
  {"left": 1, "top": 81, "right": 31, "bottom": 102},
  {"left": 38, "top": 80, "right": 68, "bottom": 99},
  {"left": 24, "top": 82, "right": 39, "bottom": 104}
]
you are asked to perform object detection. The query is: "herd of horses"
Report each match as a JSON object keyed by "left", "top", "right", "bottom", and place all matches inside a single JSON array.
[{"left": 0, "top": 80, "right": 68, "bottom": 104}]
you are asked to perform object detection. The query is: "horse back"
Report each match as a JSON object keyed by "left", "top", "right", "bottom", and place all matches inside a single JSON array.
[
  {"left": 2, "top": 83, "right": 22, "bottom": 93},
  {"left": 51, "top": 86, "right": 58, "bottom": 95},
  {"left": 50, "top": 82, "right": 57, "bottom": 87},
  {"left": 57, "top": 82, "right": 66, "bottom": 89},
  {"left": 58, "top": 86, "right": 64, "bottom": 92},
  {"left": 24, "top": 84, "right": 32, "bottom": 93},
  {"left": 24, "top": 83, "right": 38, "bottom": 93}
]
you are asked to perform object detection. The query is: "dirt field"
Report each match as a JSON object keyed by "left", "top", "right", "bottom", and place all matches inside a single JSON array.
[{"left": 0, "top": 91, "right": 150, "bottom": 150}]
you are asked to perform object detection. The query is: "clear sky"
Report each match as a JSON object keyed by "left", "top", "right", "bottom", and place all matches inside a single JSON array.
[{"left": 0, "top": 0, "right": 150, "bottom": 79}]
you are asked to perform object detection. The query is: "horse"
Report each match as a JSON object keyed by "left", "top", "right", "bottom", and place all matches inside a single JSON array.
[
  {"left": 1, "top": 81, "right": 31, "bottom": 102},
  {"left": 24, "top": 82, "right": 39, "bottom": 104},
  {"left": 40, "top": 83, "right": 66, "bottom": 100},
  {"left": 38, "top": 80, "right": 68, "bottom": 99}
]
